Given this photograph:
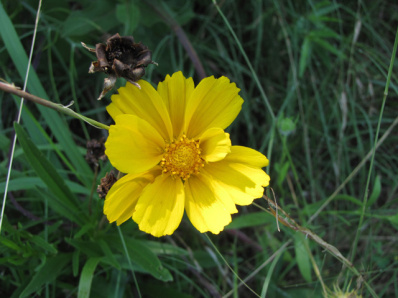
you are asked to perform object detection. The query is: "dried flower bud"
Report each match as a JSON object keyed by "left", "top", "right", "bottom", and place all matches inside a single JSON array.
[
  {"left": 81, "top": 33, "right": 158, "bottom": 100},
  {"left": 85, "top": 138, "right": 107, "bottom": 165},
  {"left": 97, "top": 172, "right": 117, "bottom": 199}
]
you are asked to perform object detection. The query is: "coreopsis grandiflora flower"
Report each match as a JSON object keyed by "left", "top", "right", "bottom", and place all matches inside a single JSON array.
[{"left": 104, "top": 71, "right": 270, "bottom": 237}]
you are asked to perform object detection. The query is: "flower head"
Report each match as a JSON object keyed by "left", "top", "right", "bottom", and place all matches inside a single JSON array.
[
  {"left": 104, "top": 71, "right": 270, "bottom": 237},
  {"left": 81, "top": 33, "right": 157, "bottom": 100}
]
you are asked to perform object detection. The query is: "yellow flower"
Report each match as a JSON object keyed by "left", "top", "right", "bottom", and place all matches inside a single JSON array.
[{"left": 104, "top": 71, "right": 270, "bottom": 237}]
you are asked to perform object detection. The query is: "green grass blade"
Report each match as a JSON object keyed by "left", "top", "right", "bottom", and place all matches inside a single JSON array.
[
  {"left": 78, "top": 257, "right": 102, "bottom": 298},
  {"left": 0, "top": 2, "right": 93, "bottom": 187},
  {"left": 19, "top": 253, "right": 71, "bottom": 297},
  {"left": 112, "top": 230, "right": 173, "bottom": 282},
  {"left": 349, "top": 25, "right": 398, "bottom": 266},
  {"left": 14, "top": 123, "right": 87, "bottom": 225},
  {"left": 260, "top": 247, "right": 284, "bottom": 298}
]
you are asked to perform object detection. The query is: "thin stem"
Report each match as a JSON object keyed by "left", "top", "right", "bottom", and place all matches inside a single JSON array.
[
  {"left": 0, "top": 0, "right": 42, "bottom": 234},
  {"left": 0, "top": 82, "right": 109, "bottom": 130},
  {"left": 349, "top": 26, "right": 398, "bottom": 264},
  {"left": 308, "top": 115, "right": 398, "bottom": 224},
  {"left": 260, "top": 197, "right": 378, "bottom": 297},
  {"left": 272, "top": 0, "right": 316, "bottom": 204},
  {"left": 211, "top": 0, "right": 275, "bottom": 121},
  {"left": 204, "top": 233, "right": 260, "bottom": 298},
  {"left": 117, "top": 226, "right": 141, "bottom": 298}
]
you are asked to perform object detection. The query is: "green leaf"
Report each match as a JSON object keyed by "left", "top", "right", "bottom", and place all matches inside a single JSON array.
[
  {"left": 42, "top": 190, "right": 85, "bottom": 225},
  {"left": 0, "top": 133, "right": 10, "bottom": 150},
  {"left": 14, "top": 123, "right": 87, "bottom": 225},
  {"left": 299, "top": 37, "right": 311, "bottom": 78},
  {"left": 386, "top": 214, "right": 398, "bottom": 230},
  {"left": 0, "top": 177, "right": 90, "bottom": 195},
  {"left": 141, "top": 240, "right": 189, "bottom": 256},
  {"left": 78, "top": 257, "right": 102, "bottom": 298},
  {"left": 116, "top": 3, "right": 140, "bottom": 34},
  {"left": 66, "top": 239, "right": 103, "bottom": 258},
  {"left": 123, "top": 238, "right": 173, "bottom": 281},
  {"left": 98, "top": 239, "right": 121, "bottom": 270},
  {"left": 226, "top": 212, "right": 274, "bottom": 229},
  {"left": 294, "top": 233, "right": 312, "bottom": 283},
  {"left": 312, "top": 37, "right": 345, "bottom": 58},
  {"left": 30, "top": 236, "right": 58, "bottom": 254},
  {"left": 73, "top": 250, "right": 80, "bottom": 277},
  {"left": 0, "top": 236, "right": 22, "bottom": 252},
  {"left": 275, "top": 161, "right": 290, "bottom": 188},
  {"left": 106, "top": 235, "right": 173, "bottom": 281},
  {"left": 334, "top": 194, "right": 363, "bottom": 206},
  {"left": 20, "top": 253, "right": 71, "bottom": 297},
  {"left": 261, "top": 248, "right": 284, "bottom": 297},
  {"left": 61, "top": 1, "right": 116, "bottom": 37},
  {"left": 367, "top": 175, "right": 381, "bottom": 207}
]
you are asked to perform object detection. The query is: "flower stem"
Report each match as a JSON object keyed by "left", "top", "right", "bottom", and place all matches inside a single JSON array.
[{"left": 0, "top": 82, "right": 109, "bottom": 130}]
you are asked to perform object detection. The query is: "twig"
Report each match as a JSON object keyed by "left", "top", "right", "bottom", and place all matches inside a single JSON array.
[{"left": 0, "top": 82, "right": 109, "bottom": 130}]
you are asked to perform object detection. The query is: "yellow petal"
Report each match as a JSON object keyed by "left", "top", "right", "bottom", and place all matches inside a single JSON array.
[
  {"left": 204, "top": 146, "right": 270, "bottom": 206},
  {"left": 184, "top": 174, "right": 236, "bottom": 234},
  {"left": 107, "top": 80, "right": 173, "bottom": 140},
  {"left": 224, "top": 145, "right": 269, "bottom": 167},
  {"left": 157, "top": 71, "right": 194, "bottom": 138},
  {"left": 185, "top": 76, "right": 243, "bottom": 138},
  {"left": 105, "top": 114, "right": 165, "bottom": 174},
  {"left": 199, "top": 128, "right": 231, "bottom": 162},
  {"left": 133, "top": 174, "right": 185, "bottom": 237},
  {"left": 104, "top": 169, "right": 160, "bottom": 225}
]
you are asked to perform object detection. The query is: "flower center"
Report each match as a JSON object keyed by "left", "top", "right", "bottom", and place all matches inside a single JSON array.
[{"left": 160, "top": 135, "right": 204, "bottom": 180}]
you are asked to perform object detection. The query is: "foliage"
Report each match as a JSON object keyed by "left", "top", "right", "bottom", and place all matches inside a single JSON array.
[{"left": 1, "top": 0, "right": 397, "bottom": 297}]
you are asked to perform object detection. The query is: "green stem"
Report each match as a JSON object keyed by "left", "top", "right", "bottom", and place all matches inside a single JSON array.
[
  {"left": 117, "top": 226, "right": 141, "bottom": 298},
  {"left": 204, "top": 233, "right": 261, "bottom": 298},
  {"left": 211, "top": 0, "right": 275, "bottom": 121},
  {"left": 0, "top": 82, "right": 109, "bottom": 130},
  {"left": 349, "top": 26, "right": 398, "bottom": 264}
]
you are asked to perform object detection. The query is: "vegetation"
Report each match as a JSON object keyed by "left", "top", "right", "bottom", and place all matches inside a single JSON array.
[{"left": 1, "top": 0, "right": 397, "bottom": 297}]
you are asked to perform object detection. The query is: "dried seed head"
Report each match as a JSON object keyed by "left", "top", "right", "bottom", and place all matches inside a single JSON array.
[
  {"left": 97, "top": 172, "right": 117, "bottom": 199},
  {"left": 85, "top": 138, "right": 107, "bottom": 165},
  {"left": 81, "top": 33, "right": 158, "bottom": 100}
]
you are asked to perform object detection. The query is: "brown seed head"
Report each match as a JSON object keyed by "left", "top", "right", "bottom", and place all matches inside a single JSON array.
[
  {"left": 85, "top": 138, "right": 107, "bottom": 165},
  {"left": 97, "top": 172, "right": 117, "bottom": 199},
  {"left": 81, "top": 33, "right": 158, "bottom": 100}
]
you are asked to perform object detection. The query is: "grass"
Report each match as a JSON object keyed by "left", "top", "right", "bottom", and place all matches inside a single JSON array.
[{"left": 1, "top": 0, "right": 398, "bottom": 297}]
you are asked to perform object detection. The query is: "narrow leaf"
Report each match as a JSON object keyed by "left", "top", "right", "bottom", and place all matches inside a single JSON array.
[
  {"left": 294, "top": 233, "right": 312, "bottom": 283},
  {"left": 0, "top": 2, "right": 93, "bottom": 186},
  {"left": 367, "top": 175, "right": 381, "bottom": 207},
  {"left": 299, "top": 37, "right": 311, "bottom": 78},
  {"left": 78, "top": 257, "right": 102, "bottom": 298},
  {"left": 20, "top": 254, "right": 71, "bottom": 297},
  {"left": 106, "top": 234, "right": 173, "bottom": 281},
  {"left": 261, "top": 248, "right": 284, "bottom": 297},
  {"left": 226, "top": 212, "right": 274, "bottom": 229},
  {"left": 14, "top": 123, "right": 87, "bottom": 225}
]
